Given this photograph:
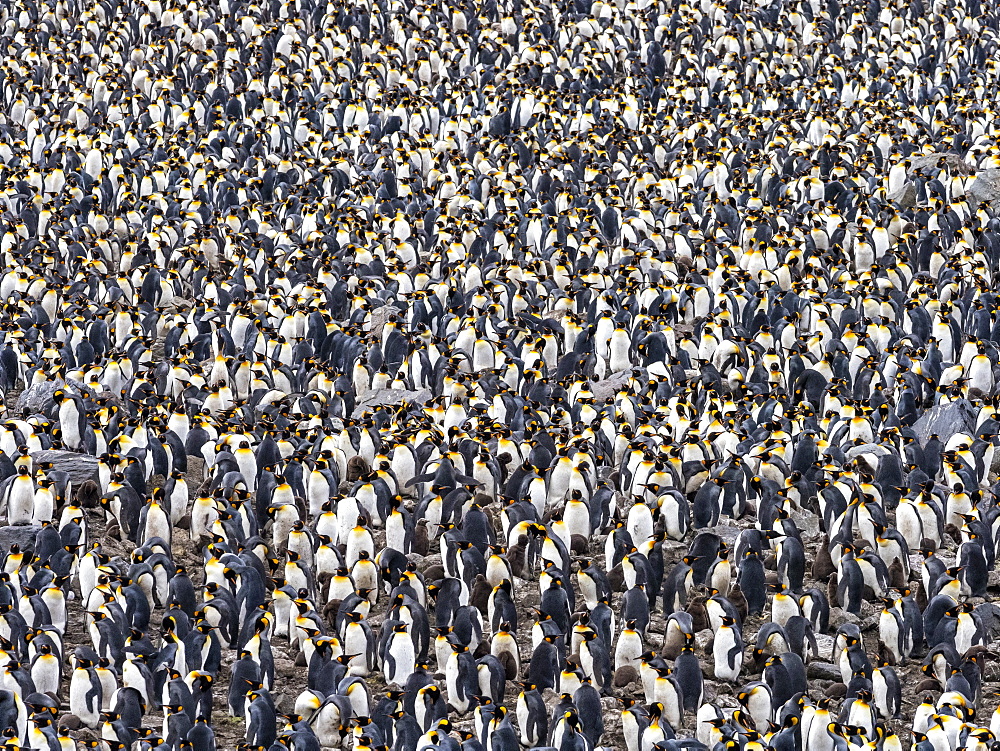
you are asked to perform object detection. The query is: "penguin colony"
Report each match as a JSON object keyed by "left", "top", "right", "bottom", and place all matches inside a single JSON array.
[{"left": 5, "top": 0, "right": 1000, "bottom": 748}]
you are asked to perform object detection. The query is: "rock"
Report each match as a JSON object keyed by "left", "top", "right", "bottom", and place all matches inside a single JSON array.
[
  {"left": 858, "top": 600, "right": 879, "bottom": 630},
  {"left": 541, "top": 688, "right": 562, "bottom": 709},
  {"left": 694, "top": 628, "right": 715, "bottom": 654},
  {"left": 187, "top": 457, "right": 205, "bottom": 481},
  {"left": 814, "top": 634, "right": 835, "bottom": 659},
  {"left": 790, "top": 508, "right": 822, "bottom": 539},
  {"left": 358, "top": 388, "right": 432, "bottom": 409},
  {"left": 364, "top": 304, "right": 398, "bottom": 333},
  {"left": 409, "top": 553, "right": 442, "bottom": 573},
  {"left": 32, "top": 450, "right": 100, "bottom": 483},
  {"left": 844, "top": 443, "right": 890, "bottom": 461},
  {"left": 272, "top": 693, "right": 292, "bottom": 713},
  {"left": 888, "top": 181, "right": 916, "bottom": 207},
  {"left": 712, "top": 524, "right": 742, "bottom": 542},
  {"left": 66, "top": 378, "right": 94, "bottom": 396},
  {"left": 828, "top": 607, "right": 859, "bottom": 630},
  {"left": 591, "top": 370, "right": 637, "bottom": 402},
  {"left": 17, "top": 379, "right": 75, "bottom": 414},
  {"left": 807, "top": 661, "right": 842, "bottom": 681},
  {"left": 969, "top": 169, "right": 1000, "bottom": 205},
  {"left": 595, "top": 696, "right": 622, "bottom": 712},
  {"left": 0, "top": 524, "right": 41, "bottom": 554},
  {"left": 659, "top": 538, "right": 689, "bottom": 556},
  {"left": 162, "top": 296, "right": 194, "bottom": 311},
  {"left": 596, "top": 465, "right": 615, "bottom": 482},
  {"left": 907, "top": 153, "right": 973, "bottom": 176},
  {"left": 990, "top": 448, "right": 1000, "bottom": 481},
  {"left": 911, "top": 399, "right": 977, "bottom": 444},
  {"left": 276, "top": 658, "right": 298, "bottom": 677},
  {"left": 708, "top": 680, "right": 735, "bottom": 699},
  {"left": 974, "top": 603, "right": 1000, "bottom": 638}
]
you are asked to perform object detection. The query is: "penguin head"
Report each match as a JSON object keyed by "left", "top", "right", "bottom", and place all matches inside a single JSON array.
[
  {"left": 970, "top": 729, "right": 994, "bottom": 744},
  {"left": 563, "top": 711, "right": 582, "bottom": 731}
]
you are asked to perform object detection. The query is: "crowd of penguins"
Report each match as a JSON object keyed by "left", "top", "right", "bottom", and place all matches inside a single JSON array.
[{"left": 5, "top": 0, "right": 1000, "bottom": 748}]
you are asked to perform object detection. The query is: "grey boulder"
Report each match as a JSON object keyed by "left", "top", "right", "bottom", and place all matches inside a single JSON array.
[
  {"left": 591, "top": 370, "right": 639, "bottom": 402},
  {"left": 911, "top": 399, "right": 977, "bottom": 444},
  {"left": 358, "top": 388, "right": 432, "bottom": 409},
  {"left": 974, "top": 602, "right": 1000, "bottom": 639},
  {"left": 32, "top": 450, "right": 100, "bottom": 483},
  {"left": 17, "top": 379, "right": 69, "bottom": 414},
  {"left": 969, "top": 169, "right": 1000, "bottom": 205},
  {"left": 0, "top": 524, "right": 41, "bottom": 554}
]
